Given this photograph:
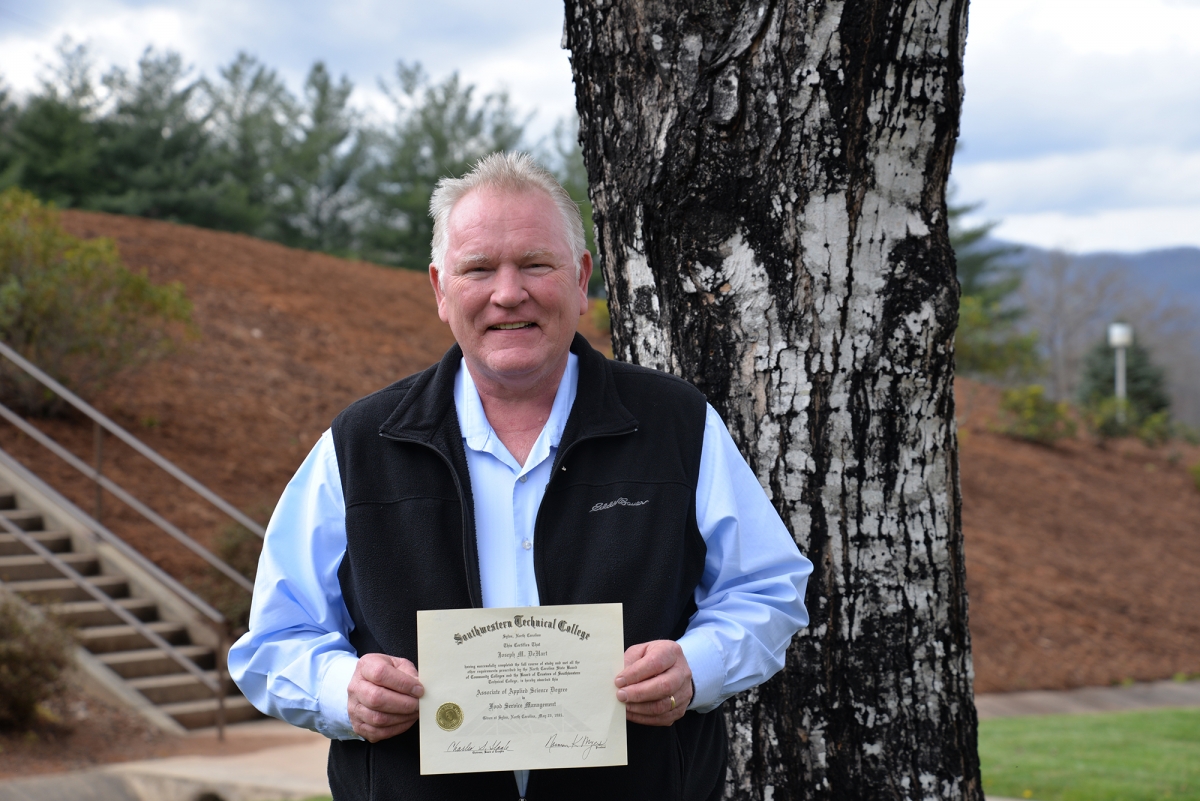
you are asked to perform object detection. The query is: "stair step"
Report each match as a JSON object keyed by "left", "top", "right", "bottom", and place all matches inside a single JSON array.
[
  {"left": 46, "top": 597, "right": 159, "bottom": 627},
  {"left": 0, "top": 508, "right": 45, "bottom": 531},
  {"left": 2, "top": 574, "right": 126, "bottom": 604},
  {"left": 129, "top": 671, "right": 230, "bottom": 705},
  {"left": 0, "top": 530, "right": 72, "bottom": 556},
  {"left": 97, "top": 645, "right": 215, "bottom": 678},
  {"left": 159, "top": 695, "right": 262, "bottom": 730},
  {"left": 0, "top": 552, "right": 99, "bottom": 582},
  {"left": 77, "top": 621, "right": 190, "bottom": 654}
]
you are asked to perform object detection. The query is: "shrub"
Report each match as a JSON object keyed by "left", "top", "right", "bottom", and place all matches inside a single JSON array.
[
  {"left": 1175, "top": 423, "right": 1200, "bottom": 446},
  {"left": 1084, "top": 399, "right": 1179, "bottom": 446},
  {"left": 0, "top": 187, "right": 193, "bottom": 415},
  {"left": 1190, "top": 462, "right": 1200, "bottom": 493},
  {"left": 1137, "top": 410, "right": 1172, "bottom": 448},
  {"left": 0, "top": 597, "right": 73, "bottom": 730},
  {"left": 998, "top": 385, "right": 1076, "bottom": 445},
  {"left": 1085, "top": 397, "right": 1134, "bottom": 441}
]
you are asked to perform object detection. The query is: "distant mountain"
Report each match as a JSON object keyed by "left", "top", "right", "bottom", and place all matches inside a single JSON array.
[
  {"left": 973, "top": 241, "right": 1200, "bottom": 427},
  {"left": 1005, "top": 243, "right": 1200, "bottom": 311}
]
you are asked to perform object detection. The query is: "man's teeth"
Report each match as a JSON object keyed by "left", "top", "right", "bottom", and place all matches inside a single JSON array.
[{"left": 492, "top": 322, "right": 534, "bottom": 330}]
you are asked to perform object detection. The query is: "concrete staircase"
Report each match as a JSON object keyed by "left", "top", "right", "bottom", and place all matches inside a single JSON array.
[{"left": 0, "top": 464, "right": 262, "bottom": 734}]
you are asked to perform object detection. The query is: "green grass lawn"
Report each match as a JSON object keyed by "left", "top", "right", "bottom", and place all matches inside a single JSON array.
[
  {"left": 979, "top": 708, "right": 1200, "bottom": 801},
  {"left": 280, "top": 710, "right": 1200, "bottom": 801}
]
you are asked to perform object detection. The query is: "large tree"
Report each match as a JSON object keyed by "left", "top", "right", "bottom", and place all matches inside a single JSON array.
[{"left": 565, "top": 2, "right": 979, "bottom": 800}]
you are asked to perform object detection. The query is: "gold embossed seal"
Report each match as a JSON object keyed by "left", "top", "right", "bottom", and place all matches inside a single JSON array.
[{"left": 435, "top": 702, "right": 464, "bottom": 731}]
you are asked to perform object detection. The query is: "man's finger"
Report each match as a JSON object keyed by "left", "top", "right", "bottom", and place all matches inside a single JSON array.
[
  {"left": 615, "top": 640, "right": 679, "bottom": 689},
  {"left": 347, "top": 654, "right": 426, "bottom": 741},
  {"left": 351, "top": 684, "right": 420, "bottom": 717},
  {"left": 357, "top": 654, "right": 424, "bottom": 697},
  {"left": 353, "top": 715, "right": 418, "bottom": 743},
  {"left": 618, "top": 670, "right": 682, "bottom": 705}
]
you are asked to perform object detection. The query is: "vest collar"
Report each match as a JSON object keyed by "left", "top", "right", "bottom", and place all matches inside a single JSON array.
[{"left": 378, "top": 333, "right": 639, "bottom": 446}]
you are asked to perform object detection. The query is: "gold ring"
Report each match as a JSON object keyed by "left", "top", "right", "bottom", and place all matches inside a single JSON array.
[{"left": 670, "top": 695, "right": 676, "bottom": 710}]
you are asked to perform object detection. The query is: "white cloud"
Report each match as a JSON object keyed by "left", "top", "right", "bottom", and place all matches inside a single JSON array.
[
  {"left": 972, "top": 205, "right": 1200, "bottom": 253},
  {"left": 969, "top": 0, "right": 1200, "bottom": 58},
  {"left": 960, "top": 1, "right": 1200, "bottom": 161},
  {"left": 955, "top": 0, "right": 1200, "bottom": 250},
  {"left": 954, "top": 147, "right": 1200, "bottom": 216}
]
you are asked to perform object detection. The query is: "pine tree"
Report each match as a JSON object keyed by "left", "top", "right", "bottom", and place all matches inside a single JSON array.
[
  {"left": 1077, "top": 337, "right": 1170, "bottom": 419},
  {"left": 950, "top": 202, "right": 1039, "bottom": 380},
  {"left": 358, "top": 62, "right": 525, "bottom": 270}
]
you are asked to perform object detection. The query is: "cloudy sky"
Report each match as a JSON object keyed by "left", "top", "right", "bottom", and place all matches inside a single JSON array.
[{"left": 2, "top": 0, "right": 1198, "bottom": 254}]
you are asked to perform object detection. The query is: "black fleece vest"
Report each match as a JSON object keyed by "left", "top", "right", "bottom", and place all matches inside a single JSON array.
[{"left": 326, "top": 335, "right": 727, "bottom": 801}]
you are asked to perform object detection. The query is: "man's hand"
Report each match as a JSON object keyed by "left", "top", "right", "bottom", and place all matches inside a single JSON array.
[
  {"left": 615, "top": 640, "right": 693, "bottom": 726},
  {"left": 347, "top": 654, "right": 424, "bottom": 742}
]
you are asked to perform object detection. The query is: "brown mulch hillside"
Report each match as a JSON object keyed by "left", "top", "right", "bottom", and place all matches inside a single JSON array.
[
  {"left": 2, "top": 211, "right": 1198, "bottom": 704},
  {"left": 957, "top": 381, "right": 1200, "bottom": 692}
]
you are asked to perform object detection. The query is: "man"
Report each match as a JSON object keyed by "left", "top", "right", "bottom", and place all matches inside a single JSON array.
[{"left": 229, "top": 152, "right": 812, "bottom": 800}]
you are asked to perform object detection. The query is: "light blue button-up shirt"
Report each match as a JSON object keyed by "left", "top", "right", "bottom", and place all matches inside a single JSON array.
[{"left": 230, "top": 353, "right": 812, "bottom": 752}]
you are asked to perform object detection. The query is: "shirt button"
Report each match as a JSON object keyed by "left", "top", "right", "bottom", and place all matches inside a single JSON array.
[
  {"left": 522, "top": 539, "right": 532, "bottom": 550},
  {"left": 519, "top": 475, "right": 527, "bottom": 483}
]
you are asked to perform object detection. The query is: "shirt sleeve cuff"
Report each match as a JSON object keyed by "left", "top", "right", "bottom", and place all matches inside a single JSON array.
[
  {"left": 677, "top": 628, "right": 725, "bottom": 713},
  {"left": 316, "top": 653, "right": 362, "bottom": 740}
]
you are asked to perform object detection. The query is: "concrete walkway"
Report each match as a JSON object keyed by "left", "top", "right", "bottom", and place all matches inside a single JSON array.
[
  {"left": 3, "top": 680, "right": 1198, "bottom": 801},
  {"left": 976, "top": 676, "right": 1200, "bottom": 719},
  {"left": 0, "top": 721, "right": 330, "bottom": 801}
]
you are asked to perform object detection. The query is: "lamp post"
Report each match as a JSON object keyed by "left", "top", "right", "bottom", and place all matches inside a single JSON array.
[{"left": 1108, "top": 322, "right": 1132, "bottom": 425}]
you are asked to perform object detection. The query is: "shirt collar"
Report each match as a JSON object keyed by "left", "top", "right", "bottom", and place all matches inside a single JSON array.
[{"left": 454, "top": 353, "right": 580, "bottom": 473}]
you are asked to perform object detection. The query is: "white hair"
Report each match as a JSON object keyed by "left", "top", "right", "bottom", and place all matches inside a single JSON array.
[{"left": 429, "top": 152, "right": 587, "bottom": 283}]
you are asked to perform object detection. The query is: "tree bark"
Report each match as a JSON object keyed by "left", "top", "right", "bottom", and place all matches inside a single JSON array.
[{"left": 564, "top": 2, "right": 980, "bottom": 799}]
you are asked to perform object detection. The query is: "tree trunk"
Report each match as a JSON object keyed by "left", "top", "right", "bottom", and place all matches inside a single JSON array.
[{"left": 564, "top": 2, "right": 980, "bottom": 799}]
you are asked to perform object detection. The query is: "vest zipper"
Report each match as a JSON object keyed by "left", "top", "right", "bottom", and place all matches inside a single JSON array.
[
  {"left": 531, "top": 425, "right": 637, "bottom": 599},
  {"left": 377, "top": 432, "right": 481, "bottom": 609},
  {"left": 379, "top": 422, "right": 638, "bottom": 608}
]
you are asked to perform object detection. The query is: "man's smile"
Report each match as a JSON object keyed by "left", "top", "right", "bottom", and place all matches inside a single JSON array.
[{"left": 490, "top": 322, "right": 536, "bottom": 330}]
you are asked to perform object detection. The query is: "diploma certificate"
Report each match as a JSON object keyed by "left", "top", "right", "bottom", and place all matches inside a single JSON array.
[{"left": 416, "top": 603, "right": 628, "bottom": 774}]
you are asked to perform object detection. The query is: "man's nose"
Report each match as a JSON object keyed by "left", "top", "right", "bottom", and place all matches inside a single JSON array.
[{"left": 491, "top": 264, "right": 527, "bottom": 307}]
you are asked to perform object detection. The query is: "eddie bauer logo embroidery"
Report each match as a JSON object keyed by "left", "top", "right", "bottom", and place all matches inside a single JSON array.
[{"left": 589, "top": 497, "right": 649, "bottom": 513}]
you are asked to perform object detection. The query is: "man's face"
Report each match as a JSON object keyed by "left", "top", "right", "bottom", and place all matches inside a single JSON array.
[{"left": 430, "top": 187, "right": 592, "bottom": 392}]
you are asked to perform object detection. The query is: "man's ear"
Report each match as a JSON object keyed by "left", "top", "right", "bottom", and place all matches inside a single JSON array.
[
  {"left": 577, "top": 251, "right": 593, "bottom": 315},
  {"left": 429, "top": 264, "right": 449, "bottom": 324}
]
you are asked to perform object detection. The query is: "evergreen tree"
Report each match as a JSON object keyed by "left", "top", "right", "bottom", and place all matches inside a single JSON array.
[
  {"left": 0, "top": 81, "right": 19, "bottom": 188},
  {"left": 89, "top": 49, "right": 243, "bottom": 230},
  {"left": 359, "top": 62, "right": 525, "bottom": 269},
  {"left": 271, "top": 62, "right": 368, "bottom": 254},
  {"left": 950, "top": 202, "right": 1039, "bottom": 380},
  {"left": 1077, "top": 336, "right": 1170, "bottom": 419},
  {"left": 203, "top": 52, "right": 296, "bottom": 236},
  {"left": 2, "top": 41, "right": 103, "bottom": 208}
]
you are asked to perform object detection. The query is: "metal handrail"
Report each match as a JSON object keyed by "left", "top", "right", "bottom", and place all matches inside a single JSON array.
[
  {"left": 0, "top": 515, "right": 227, "bottom": 740},
  {"left": 0, "top": 402, "right": 254, "bottom": 592},
  {"left": 0, "top": 446, "right": 226, "bottom": 624},
  {"left": 0, "top": 341, "right": 265, "bottom": 538}
]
